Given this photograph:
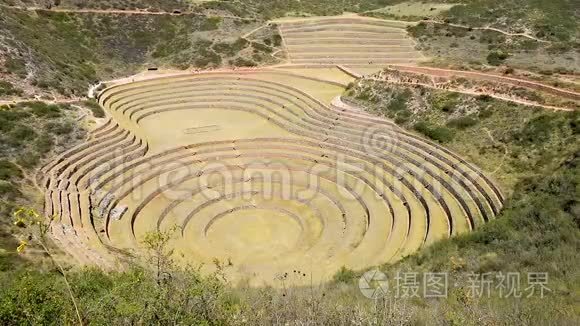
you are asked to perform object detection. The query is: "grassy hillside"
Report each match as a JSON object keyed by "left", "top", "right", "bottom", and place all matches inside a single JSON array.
[
  {"left": 0, "top": 7, "right": 279, "bottom": 96},
  {"left": 365, "top": 0, "right": 580, "bottom": 73},
  {"left": 0, "top": 0, "right": 406, "bottom": 96},
  {"left": 0, "top": 101, "right": 93, "bottom": 220},
  {"left": 336, "top": 75, "right": 580, "bottom": 323},
  {"left": 1, "top": 0, "right": 189, "bottom": 11},
  {"left": 365, "top": 0, "right": 579, "bottom": 41},
  {"left": 408, "top": 20, "right": 579, "bottom": 74},
  {"left": 344, "top": 76, "right": 580, "bottom": 193},
  {"left": 442, "top": 0, "right": 579, "bottom": 42},
  {"left": 2, "top": 0, "right": 577, "bottom": 96},
  {"left": 0, "top": 100, "right": 93, "bottom": 277},
  {"left": 197, "top": 0, "right": 406, "bottom": 19}
]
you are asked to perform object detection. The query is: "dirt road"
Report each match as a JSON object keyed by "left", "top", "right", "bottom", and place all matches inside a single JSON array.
[
  {"left": 422, "top": 19, "right": 549, "bottom": 43},
  {"left": 0, "top": 4, "right": 255, "bottom": 20},
  {"left": 390, "top": 65, "right": 580, "bottom": 101},
  {"left": 368, "top": 76, "right": 574, "bottom": 112}
]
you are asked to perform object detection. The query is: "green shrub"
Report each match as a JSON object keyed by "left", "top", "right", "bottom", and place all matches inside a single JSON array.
[
  {"left": 394, "top": 115, "right": 410, "bottom": 125},
  {"left": 0, "top": 81, "right": 23, "bottom": 97},
  {"left": 200, "top": 16, "right": 222, "bottom": 31},
  {"left": 230, "top": 57, "right": 257, "bottom": 67},
  {"left": 476, "top": 94, "right": 493, "bottom": 102},
  {"left": 271, "top": 34, "right": 282, "bottom": 47},
  {"left": 386, "top": 90, "right": 411, "bottom": 112},
  {"left": 0, "top": 160, "right": 22, "bottom": 181},
  {"left": 414, "top": 121, "right": 455, "bottom": 143},
  {"left": 518, "top": 39, "right": 540, "bottom": 51},
  {"left": 34, "top": 135, "right": 54, "bottom": 154},
  {"left": 478, "top": 108, "right": 493, "bottom": 119},
  {"left": 486, "top": 50, "right": 510, "bottom": 66},
  {"left": 332, "top": 266, "right": 357, "bottom": 284},
  {"left": 0, "top": 107, "right": 29, "bottom": 124},
  {"left": 16, "top": 152, "right": 40, "bottom": 169},
  {"left": 3, "top": 57, "right": 27, "bottom": 77},
  {"left": 193, "top": 52, "right": 222, "bottom": 68},
  {"left": 0, "top": 119, "right": 14, "bottom": 134},
  {"left": 413, "top": 121, "right": 431, "bottom": 133},
  {"left": 430, "top": 92, "right": 460, "bottom": 113},
  {"left": 9, "top": 125, "right": 37, "bottom": 142},
  {"left": 447, "top": 25, "right": 468, "bottom": 38},
  {"left": 356, "top": 90, "right": 371, "bottom": 102},
  {"left": 447, "top": 116, "right": 479, "bottom": 129},
  {"left": 24, "top": 102, "right": 62, "bottom": 118},
  {"left": 46, "top": 121, "right": 74, "bottom": 135},
  {"left": 407, "top": 22, "right": 428, "bottom": 38},
  {"left": 83, "top": 100, "right": 105, "bottom": 118},
  {"left": 513, "top": 114, "right": 558, "bottom": 145},
  {"left": 432, "top": 127, "right": 455, "bottom": 143},
  {"left": 234, "top": 38, "right": 249, "bottom": 49},
  {"left": 0, "top": 180, "right": 21, "bottom": 200},
  {"left": 0, "top": 271, "right": 71, "bottom": 324},
  {"left": 568, "top": 111, "right": 580, "bottom": 134},
  {"left": 251, "top": 42, "right": 272, "bottom": 53},
  {"left": 479, "top": 30, "right": 506, "bottom": 45},
  {"left": 212, "top": 42, "right": 234, "bottom": 56},
  {"left": 213, "top": 39, "right": 250, "bottom": 57},
  {"left": 251, "top": 52, "right": 264, "bottom": 62}
]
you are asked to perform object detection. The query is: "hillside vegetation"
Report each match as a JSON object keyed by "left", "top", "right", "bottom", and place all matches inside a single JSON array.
[
  {"left": 1, "top": 0, "right": 578, "bottom": 96},
  {"left": 1, "top": 0, "right": 188, "bottom": 11},
  {"left": 0, "top": 0, "right": 406, "bottom": 96},
  {"left": 0, "top": 102, "right": 87, "bottom": 213},
  {"left": 345, "top": 76, "right": 580, "bottom": 193},
  {"left": 365, "top": 0, "right": 579, "bottom": 73},
  {"left": 0, "top": 6, "right": 279, "bottom": 96},
  {"left": 368, "top": 0, "right": 579, "bottom": 40},
  {"left": 442, "top": 0, "right": 579, "bottom": 42}
]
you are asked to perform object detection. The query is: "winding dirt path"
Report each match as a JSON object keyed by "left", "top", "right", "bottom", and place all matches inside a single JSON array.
[
  {"left": 390, "top": 65, "right": 580, "bottom": 102},
  {"left": 0, "top": 4, "right": 175, "bottom": 15},
  {"left": 422, "top": 19, "right": 549, "bottom": 43},
  {"left": 243, "top": 23, "right": 268, "bottom": 39},
  {"left": 0, "top": 5, "right": 554, "bottom": 43},
  {"left": 12, "top": 161, "right": 44, "bottom": 194},
  {"left": 367, "top": 76, "right": 574, "bottom": 112},
  {"left": 0, "top": 97, "right": 80, "bottom": 106},
  {"left": 0, "top": 4, "right": 255, "bottom": 20}
]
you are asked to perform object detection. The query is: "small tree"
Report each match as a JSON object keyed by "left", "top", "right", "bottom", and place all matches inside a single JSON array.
[
  {"left": 141, "top": 227, "right": 178, "bottom": 285},
  {"left": 13, "top": 208, "right": 83, "bottom": 325}
]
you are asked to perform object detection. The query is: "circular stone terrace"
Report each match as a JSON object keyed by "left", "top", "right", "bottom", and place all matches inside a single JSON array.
[{"left": 41, "top": 16, "right": 503, "bottom": 286}]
